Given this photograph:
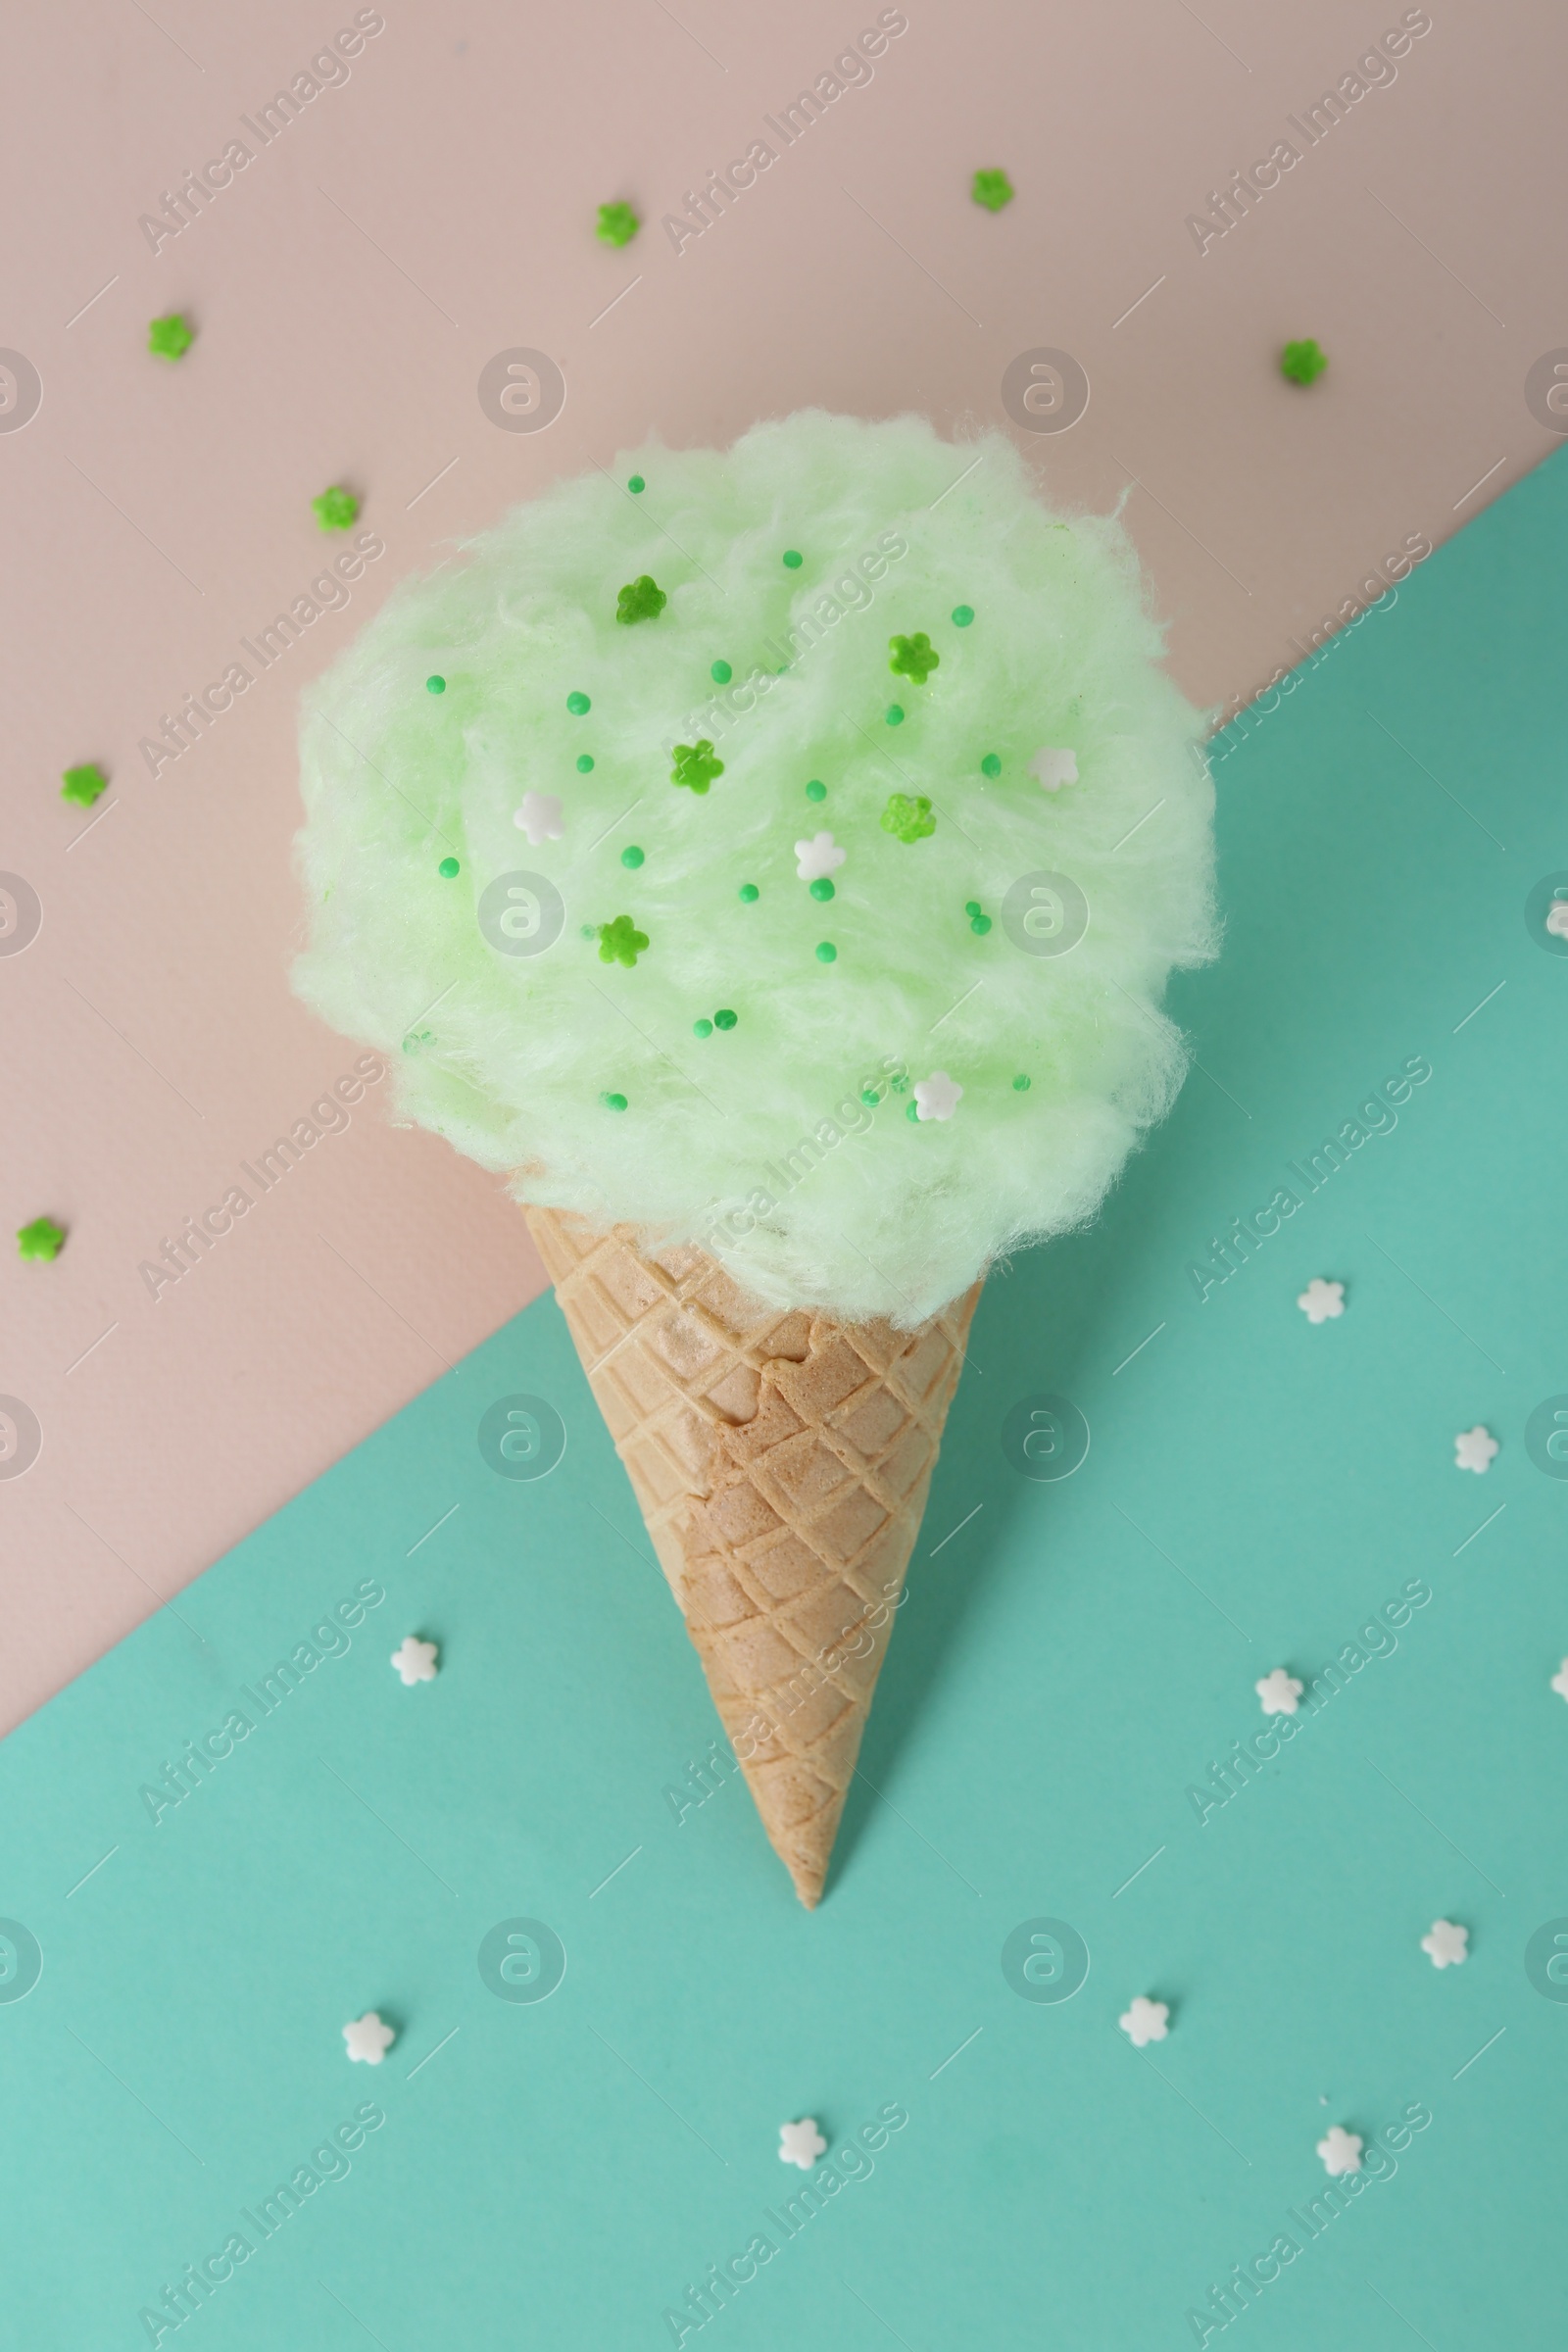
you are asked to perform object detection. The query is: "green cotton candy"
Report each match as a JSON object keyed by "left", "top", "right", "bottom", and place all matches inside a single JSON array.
[{"left": 291, "top": 411, "right": 1216, "bottom": 1325}]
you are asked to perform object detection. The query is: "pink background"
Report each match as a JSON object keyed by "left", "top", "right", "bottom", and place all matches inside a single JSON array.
[{"left": 3, "top": 0, "right": 1562, "bottom": 1735}]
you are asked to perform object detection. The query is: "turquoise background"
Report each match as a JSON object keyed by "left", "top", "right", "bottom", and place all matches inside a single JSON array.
[{"left": 5, "top": 450, "right": 1566, "bottom": 2350}]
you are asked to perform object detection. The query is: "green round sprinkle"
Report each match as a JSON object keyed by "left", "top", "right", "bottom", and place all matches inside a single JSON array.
[
  {"left": 886, "top": 705, "right": 905, "bottom": 726},
  {"left": 566, "top": 691, "right": 591, "bottom": 714},
  {"left": 426, "top": 674, "right": 446, "bottom": 695},
  {"left": 783, "top": 549, "right": 803, "bottom": 568},
  {"left": 906, "top": 1101, "right": 920, "bottom": 1121},
  {"left": 627, "top": 474, "right": 645, "bottom": 493},
  {"left": 713, "top": 1008, "right": 738, "bottom": 1030},
  {"left": 980, "top": 753, "right": 1001, "bottom": 777},
  {"left": 814, "top": 941, "right": 837, "bottom": 963},
  {"left": 438, "top": 857, "right": 460, "bottom": 877},
  {"left": 970, "top": 913, "right": 992, "bottom": 935},
  {"left": 964, "top": 901, "right": 982, "bottom": 918},
  {"left": 600, "top": 1092, "right": 628, "bottom": 1111},
  {"left": 576, "top": 754, "right": 595, "bottom": 772},
  {"left": 693, "top": 1018, "right": 713, "bottom": 1038},
  {"left": 860, "top": 1087, "right": 879, "bottom": 1106},
  {"left": 738, "top": 882, "right": 760, "bottom": 902},
  {"left": 952, "top": 605, "right": 974, "bottom": 627},
  {"left": 890, "top": 1073, "right": 909, "bottom": 1093},
  {"left": 620, "top": 845, "right": 645, "bottom": 868},
  {"left": 808, "top": 876, "right": 835, "bottom": 902},
  {"left": 1012, "top": 1074, "right": 1031, "bottom": 1091},
  {"left": 710, "top": 660, "right": 732, "bottom": 683},
  {"left": 806, "top": 779, "right": 827, "bottom": 803}
]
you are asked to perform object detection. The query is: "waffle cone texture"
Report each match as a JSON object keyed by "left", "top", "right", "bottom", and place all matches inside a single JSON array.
[{"left": 525, "top": 1206, "right": 979, "bottom": 1907}]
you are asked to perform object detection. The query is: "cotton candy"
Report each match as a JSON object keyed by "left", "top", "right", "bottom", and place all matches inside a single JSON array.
[{"left": 293, "top": 411, "right": 1215, "bottom": 1323}]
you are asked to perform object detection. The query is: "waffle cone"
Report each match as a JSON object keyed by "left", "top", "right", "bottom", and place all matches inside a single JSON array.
[{"left": 523, "top": 1205, "right": 979, "bottom": 1907}]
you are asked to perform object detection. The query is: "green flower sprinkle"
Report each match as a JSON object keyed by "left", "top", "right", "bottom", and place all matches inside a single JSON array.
[
  {"left": 710, "top": 660, "right": 732, "bottom": 683},
  {"left": 17, "top": 1216, "right": 65, "bottom": 1262},
  {"left": 576, "top": 754, "right": 595, "bottom": 772},
  {"left": 426, "top": 674, "right": 446, "bottom": 694},
  {"left": 615, "top": 573, "right": 666, "bottom": 624},
  {"left": 693, "top": 1018, "right": 713, "bottom": 1038},
  {"left": 808, "top": 877, "right": 835, "bottom": 902},
  {"left": 600, "top": 1091, "right": 628, "bottom": 1110},
  {"left": 971, "top": 168, "right": 1014, "bottom": 212},
  {"left": 815, "top": 941, "right": 837, "bottom": 963},
  {"left": 880, "top": 792, "right": 936, "bottom": 844},
  {"left": 438, "top": 857, "right": 460, "bottom": 877},
  {"left": 671, "top": 739, "right": 723, "bottom": 794},
  {"left": 1012, "top": 1074, "right": 1031, "bottom": 1091},
  {"left": 1281, "top": 337, "right": 1327, "bottom": 386},
  {"left": 782, "top": 549, "right": 804, "bottom": 568},
  {"left": 738, "top": 882, "right": 760, "bottom": 902},
  {"left": 980, "top": 753, "right": 1001, "bottom": 777},
  {"left": 885, "top": 705, "right": 905, "bottom": 726},
  {"left": 620, "top": 845, "right": 645, "bottom": 868},
  {"left": 313, "top": 485, "right": 359, "bottom": 531},
  {"left": 61, "top": 762, "right": 108, "bottom": 808},
  {"left": 147, "top": 313, "right": 194, "bottom": 361},
  {"left": 566, "top": 691, "right": 591, "bottom": 714},
  {"left": 627, "top": 474, "right": 645, "bottom": 494},
  {"left": 597, "top": 200, "right": 640, "bottom": 247},
  {"left": 952, "top": 605, "right": 974, "bottom": 627},
  {"left": 597, "top": 914, "right": 649, "bottom": 968},
  {"left": 805, "top": 779, "right": 827, "bottom": 803},
  {"left": 889, "top": 631, "right": 939, "bottom": 684},
  {"left": 713, "top": 1008, "right": 738, "bottom": 1030}
]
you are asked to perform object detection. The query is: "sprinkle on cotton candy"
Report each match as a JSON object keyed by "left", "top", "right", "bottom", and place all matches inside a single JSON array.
[{"left": 292, "top": 411, "right": 1216, "bottom": 1324}]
